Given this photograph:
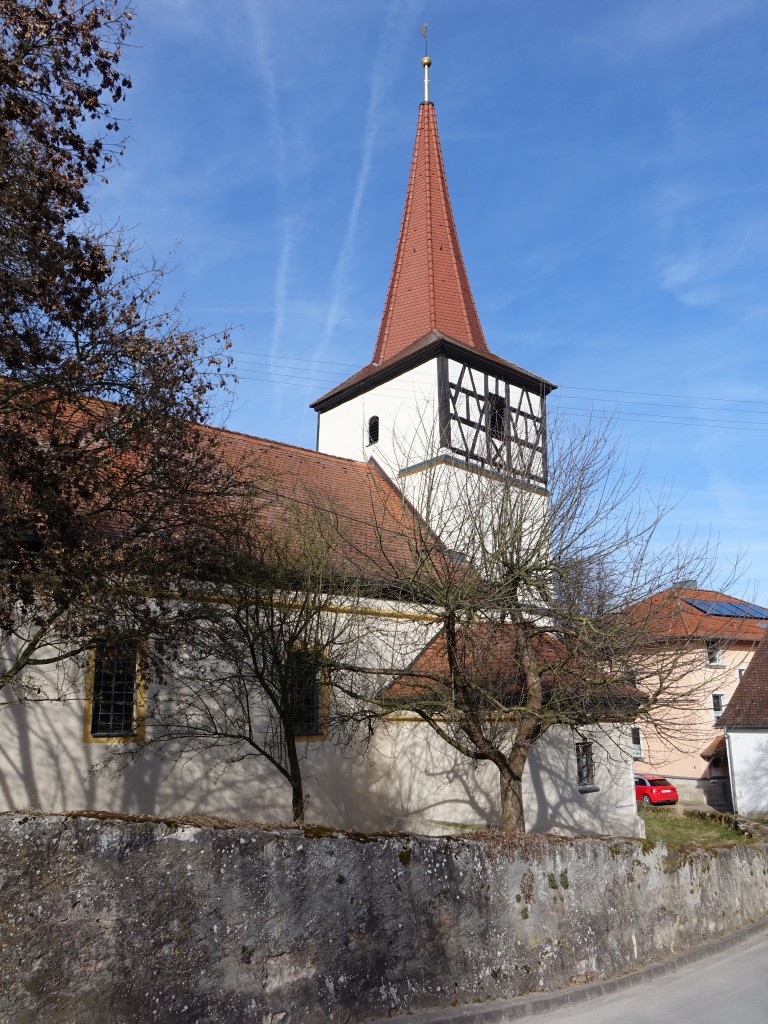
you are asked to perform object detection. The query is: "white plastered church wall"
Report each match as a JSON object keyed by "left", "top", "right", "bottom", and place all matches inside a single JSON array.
[
  {"left": 0, "top": 662, "right": 642, "bottom": 838},
  {"left": 366, "top": 719, "right": 642, "bottom": 837},
  {"left": 316, "top": 361, "right": 440, "bottom": 469}
]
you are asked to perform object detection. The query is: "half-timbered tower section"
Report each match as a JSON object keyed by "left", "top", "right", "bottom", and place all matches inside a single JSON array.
[
  {"left": 438, "top": 349, "right": 548, "bottom": 488},
  {"left": 312, "top": 58, "right": 555, "bottom": 536}
]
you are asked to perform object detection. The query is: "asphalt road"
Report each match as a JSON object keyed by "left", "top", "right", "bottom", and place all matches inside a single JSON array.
[{"left": 519, "top": 926, "right": 768, "bottom": 1024}]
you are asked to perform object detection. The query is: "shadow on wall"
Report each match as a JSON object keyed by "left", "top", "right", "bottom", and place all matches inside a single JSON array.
[
  {"left": 0, "top": 695, "right": 296, "bottom": 821},
  {"left": 296, "top": 733, "right": 404, "bottom": 832},
  {"left": 671, "top": 777, "right": 732, "bottom": 812},
  {"left": 525, "top": 727, "right": 639, "bottom": 837},
  {"left": 370, "top": 719, "right": 503, "bottom": 833},
  {"left": 322, "top": 720, "right": 641, "bottom": 838},
  {"left": 0, "top": 693, "right": 639, "bottom": 838},
  {"left": 0, "top": 695, "right": 402, "bottom": 828}
]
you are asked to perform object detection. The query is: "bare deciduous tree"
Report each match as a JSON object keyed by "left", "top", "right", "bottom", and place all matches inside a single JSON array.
[
  {"left": 97, "top": 491, "right": 381, "bottom": 823},
  {"left": 374, "top": 411, "right": 729, "bottom": 832}
]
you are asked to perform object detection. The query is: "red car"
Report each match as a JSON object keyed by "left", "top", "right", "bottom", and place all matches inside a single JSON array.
[{"left": 635, "top": 775, "right": 679, "bottom": 806}]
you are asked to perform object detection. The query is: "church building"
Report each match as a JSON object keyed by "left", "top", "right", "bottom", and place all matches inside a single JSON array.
[{"left": 0, "top": 57, "right": 642, "bottom": 838}]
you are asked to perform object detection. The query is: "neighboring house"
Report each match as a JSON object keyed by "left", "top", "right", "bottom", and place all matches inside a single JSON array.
[
  {"left": 0, "top": 59, "right": 643, "bottom": 837},
  {"left": 719, "top": 633, "right": 768, "bottom": 815},
  {"left": 630, "top": 586, "right": 768, "bottom": 809}
]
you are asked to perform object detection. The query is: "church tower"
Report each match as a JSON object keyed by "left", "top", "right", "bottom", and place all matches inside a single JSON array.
[{"left": 312, "top": 55, "right": 555, "bottom": 541}]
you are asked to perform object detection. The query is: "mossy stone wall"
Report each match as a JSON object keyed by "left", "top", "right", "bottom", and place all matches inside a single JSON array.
[{"left": 1, "top": 814, "right": 767, "bottom": 1022}]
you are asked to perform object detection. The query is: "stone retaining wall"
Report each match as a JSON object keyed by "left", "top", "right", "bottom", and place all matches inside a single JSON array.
[{"left": 1, "top": 813, "right": 767, "bottom": 1023}]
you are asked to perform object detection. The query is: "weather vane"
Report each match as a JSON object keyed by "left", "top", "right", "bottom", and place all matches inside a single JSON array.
[{"left": 419, "top": 24, "right": 431, "bottom": 103}]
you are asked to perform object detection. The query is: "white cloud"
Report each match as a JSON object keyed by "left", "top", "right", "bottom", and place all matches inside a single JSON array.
[
  {"left": 311, "top": 0, "right": 420, "bottom": 367},
  {"left": 658, "top": 218, "right": 768, "bottom": 309}
]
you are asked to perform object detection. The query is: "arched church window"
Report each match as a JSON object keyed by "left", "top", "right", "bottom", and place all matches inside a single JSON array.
[{"left": 367, "top": 415, "right": 380, "bottom": 446}]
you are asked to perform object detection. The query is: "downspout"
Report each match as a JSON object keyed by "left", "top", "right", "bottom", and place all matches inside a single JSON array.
[{"left": 724, "top": 726, "right": 738, "bottom": 814}]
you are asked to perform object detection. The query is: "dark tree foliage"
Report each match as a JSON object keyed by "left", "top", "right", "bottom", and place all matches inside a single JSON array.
[
  {"left": 1, "top": 0, "right": 129, "bottom": 374},
  {"left": 0, "top": 1, "right": 232, "bottom": 691}
]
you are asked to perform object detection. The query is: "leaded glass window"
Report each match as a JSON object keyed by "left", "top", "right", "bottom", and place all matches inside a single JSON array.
[
  {"left": 576, "top": 741, "right": 595, "bottom": 788},
  {"left": 90, "top": 648, "right": 138, "bottom": 737},
  {"left": 288, "top": 648, "right": 323, "bottom": 737}
]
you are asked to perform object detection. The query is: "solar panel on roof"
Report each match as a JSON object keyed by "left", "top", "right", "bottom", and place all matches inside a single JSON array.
[
  {"left": 739, "top": 601, "right": 768, "bottom": 618},
  {"left": 685, "top": 598, "right": 768, "bottom": 619}
]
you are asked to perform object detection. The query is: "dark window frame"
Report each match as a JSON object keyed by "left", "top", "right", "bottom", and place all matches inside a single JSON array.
[
  {"left": 83, "top": 644, "right": 145, "bottom": 744},
  {"left": 630, "top": 726, "right": 642, "bottom": 759},
  {"left": 487, "top": 392, "right": 507, "bottom": 441},
  {"left": 705, "top": 639, "right": 724, "bottom": 667},
  {"left": 712, "top": 692, "right": 725, "bottom": 720},
  {"left": 576, "top": 740, "right": 598, "bottom": 792},
  {"left": 367, "top": 415, "right": 380, "bottom": 446},
  {"left": 287, "top": 647, "right": 326, "bottom": 739}
]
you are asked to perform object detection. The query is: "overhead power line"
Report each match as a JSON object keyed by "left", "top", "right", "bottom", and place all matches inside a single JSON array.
[{"left": 218, "top": 352, "right": 768, "bottom": 433}]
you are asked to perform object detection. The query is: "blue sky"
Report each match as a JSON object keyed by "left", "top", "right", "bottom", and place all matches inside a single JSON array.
[{"left": 95, "top": 1, "right": 768, "bottom": 600}]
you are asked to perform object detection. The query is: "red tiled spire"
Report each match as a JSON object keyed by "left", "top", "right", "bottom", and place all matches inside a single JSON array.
[{"left": 372, "top": 101, "right": 489, "bottom": 365}]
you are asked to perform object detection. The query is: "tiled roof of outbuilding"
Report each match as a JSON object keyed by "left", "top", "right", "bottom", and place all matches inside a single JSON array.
[
  {"left": 700, "top": 735, "right": 727, "bottom": 759},
  {"left": 385, "top": 625, "right": 642, "bottom": 718},
  {"left": 719, "top": 635, "right": 768, "bottom": 728}
]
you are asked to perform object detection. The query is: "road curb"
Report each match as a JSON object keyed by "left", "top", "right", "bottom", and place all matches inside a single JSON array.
[{"left": 365, "top": 916, "right": 768, "bottom": 1024}]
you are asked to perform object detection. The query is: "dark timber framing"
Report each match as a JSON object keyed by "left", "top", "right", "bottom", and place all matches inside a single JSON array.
[
  {"left": 437, "top": 353, "right": 451, "bottom": 448},
  {"left": 442, "top": 361, "right": 547, "bottom": 487},
  {"left": 312, "top": 333, "right": 555, "bottom": 491}
]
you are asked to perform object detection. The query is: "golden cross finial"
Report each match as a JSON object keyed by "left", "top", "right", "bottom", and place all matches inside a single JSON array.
[{"left": 420, "top": 24, "right": 431, "bottom": 103}]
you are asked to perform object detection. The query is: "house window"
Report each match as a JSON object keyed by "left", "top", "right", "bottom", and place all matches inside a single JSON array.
[
  {"left": 738, "top": 667, "right": 747, "bottom": 680},
  {"left": 82, "top": 645, "right": 145, "bottom": 743},
  {"left": 288, "top": 648, "right": 325, "bottom": 738},
  {"left": 367, "top": 415, "right": 379, "bottom": 446},
  {"left": 630, "top": 726, "right": 643, "bottom": 759},
  {"left": 575, "top": 741, "right": 597, "bottom": 792},
  {"left": 487, "top": 393, "right": 506, "bottom": 440},
  {"left": 705, "top": 640, "right": 724, "bottom": 667},
  {"left": 712, "top": 692, "right": 726, "bottom": 721}
]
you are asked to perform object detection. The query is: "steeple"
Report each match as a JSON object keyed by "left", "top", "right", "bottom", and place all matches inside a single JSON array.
[
  {"left": 312, "top": 48, "right": 554, "bottom": 493},
  {"left": 372, "top": 60, "right": 489, "bottom": 366}
]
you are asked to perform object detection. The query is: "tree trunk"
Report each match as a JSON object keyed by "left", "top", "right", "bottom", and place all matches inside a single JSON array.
[
  {"left": 291, "top": 782, "right": 305, "bottom": 823},
  {"left": 285, "top": 735, "right": 306, "bottom": 822},
  {"left": 499, "top": 766, "right": 525, "bottom": 833}
]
